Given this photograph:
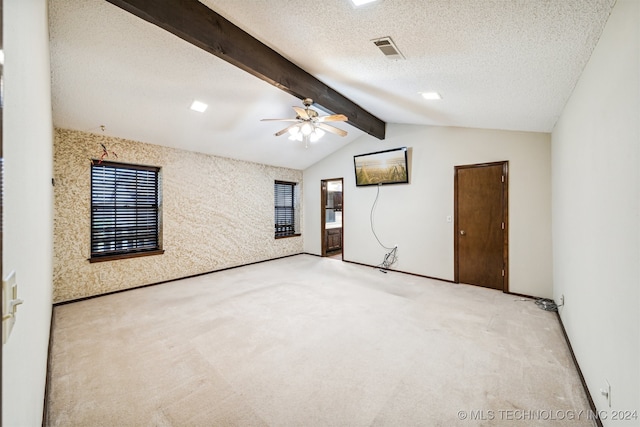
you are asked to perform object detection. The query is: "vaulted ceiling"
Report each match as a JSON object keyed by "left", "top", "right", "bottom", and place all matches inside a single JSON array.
[{"left": 49, "top": 0, "right": 616, "bottom": 169}]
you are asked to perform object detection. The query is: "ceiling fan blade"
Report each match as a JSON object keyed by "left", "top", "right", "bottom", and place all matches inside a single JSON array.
[
  {"left": 260, "top": 118, "right": 301, "bottom": 122},
  {"left": 293, "top": 106, "right": 310, "bottom": 120},
  {"left": 274, "top": 124, "right": 299, "bottom": 137},
  {"left": 317, "top": 123, "right": 348, "bottom": 137},
  {"left": 317, "top": 114, "right": 348, "bottom": 123}
]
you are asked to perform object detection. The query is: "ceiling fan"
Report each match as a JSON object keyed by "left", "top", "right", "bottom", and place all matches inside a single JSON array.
[{"left": 261, "top": 98, "right": 348, "bottom": 147}]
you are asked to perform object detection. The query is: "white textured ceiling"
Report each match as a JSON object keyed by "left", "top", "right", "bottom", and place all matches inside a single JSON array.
[{"left": 49, "top": 0, "right": 615, "bottom": 169}]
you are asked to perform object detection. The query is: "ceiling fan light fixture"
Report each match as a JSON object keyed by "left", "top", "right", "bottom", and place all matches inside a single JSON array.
[
  {"left": 300, "top": 122, "right": 313, "bottom": 136},
  {"left": 288, "top": 126, "right": 300, "bottom": 136},
  {"left": 309, "top": 128, "right": 325, "bottom": 143}
]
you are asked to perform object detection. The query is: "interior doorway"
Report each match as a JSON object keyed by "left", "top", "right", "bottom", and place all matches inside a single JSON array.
[
  {"left": 321, "top": 178, "right": 343, "bottom": 259},
  {"left": 1, "top": 2, "right": 5, "bottom": 421},
  {"left": 454, "top": 161, "right": 508, "bottom": 291}
]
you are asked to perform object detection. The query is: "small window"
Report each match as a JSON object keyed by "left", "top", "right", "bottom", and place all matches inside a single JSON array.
[
  {"left": 90, "top": 161, "right": 163, "bottom": 262},
  {"left": 274, "top": 180, "right": 300, "bottom": 238}
]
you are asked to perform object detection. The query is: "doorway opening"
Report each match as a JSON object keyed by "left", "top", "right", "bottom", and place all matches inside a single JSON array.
[
  {"left": 321, "top": 178, "right": 343, "bottom": 259},
  {"left": 454, "top": 161, "right": 508, "bottom": 291}
]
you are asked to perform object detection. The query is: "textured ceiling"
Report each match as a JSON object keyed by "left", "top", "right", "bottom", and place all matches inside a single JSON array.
[{"left": 49, "top": 0, "right": 615, "bottom": 169}]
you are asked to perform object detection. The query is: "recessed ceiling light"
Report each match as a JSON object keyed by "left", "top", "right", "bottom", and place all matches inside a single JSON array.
[
  {"left": 190, "top": 100, "right": 208, "bottom": 112},
  {"left": 351, "top": 0, "right": 377, "bottom": 6},
  {"left": 420, "top": 92, "right": 442, "bottom": 100}
]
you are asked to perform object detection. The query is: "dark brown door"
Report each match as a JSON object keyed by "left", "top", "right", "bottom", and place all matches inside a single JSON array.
[
  {"left": 321, "top": 178, "right": 343, "bottom": 258},
  {"left": 454, "top": 162, "right": 508, "bottom": 291}
]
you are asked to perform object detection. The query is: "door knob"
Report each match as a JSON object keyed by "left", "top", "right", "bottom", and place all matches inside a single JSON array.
[{"left": 459, "top": 230, "right": 466, "bottom": 235}]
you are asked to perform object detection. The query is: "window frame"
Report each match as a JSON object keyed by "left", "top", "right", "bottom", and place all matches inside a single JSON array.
[
  {"left": 89, "top": 160, "right": 164, "bottom": 263},
  {"left": 274, "top": 180, "right": 300, "bottom": 239}
]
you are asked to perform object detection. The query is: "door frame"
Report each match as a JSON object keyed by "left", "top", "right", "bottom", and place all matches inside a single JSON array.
[
  {"left": 1, "top": 1, "right": 5, "bottom": 423},
  {"left": 320, "top": 178, "right": 343, "bottom": 258},
  {"left": 454, "top": 161, "right": 509, "bottom": 291}
]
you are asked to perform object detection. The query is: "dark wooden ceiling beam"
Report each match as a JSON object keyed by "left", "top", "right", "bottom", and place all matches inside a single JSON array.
[{"left": 105, "top": 0, "right": 386, "bottom": 140}]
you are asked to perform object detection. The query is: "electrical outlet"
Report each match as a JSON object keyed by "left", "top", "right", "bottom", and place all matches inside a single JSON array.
[
  {"left": 2, "top": 271, "right": 23, "bottom": 344},
  {"left": 446, "top": 215, "right": 452, "bottom": 223},
  {"left": 559, "top": 295, "right": 564, "bottom": 306}
]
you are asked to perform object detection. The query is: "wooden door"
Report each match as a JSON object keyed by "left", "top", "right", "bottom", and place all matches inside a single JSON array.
[
  {"left": 321, "top": 178, "right": 343, "bottom": 257},
  {"left": 454, "top": 162, "right": 508, "bottom": 291}
]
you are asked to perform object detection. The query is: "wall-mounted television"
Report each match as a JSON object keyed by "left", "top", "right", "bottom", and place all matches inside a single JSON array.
[{"left": 354, "top": 147, "right": 409, "bottom": 186}]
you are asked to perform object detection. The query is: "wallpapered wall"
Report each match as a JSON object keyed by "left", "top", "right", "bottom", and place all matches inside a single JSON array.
[{"left": 53, "top": 128, "right": 303, "bottom": 303}]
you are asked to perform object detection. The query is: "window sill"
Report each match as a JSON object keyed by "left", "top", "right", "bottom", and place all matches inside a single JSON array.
[
  {"left": 275, "top": 234, "right": 301, "bottom": 240},
  {"left": 89, "top": 249, "right": 165, "bottom": 263}
]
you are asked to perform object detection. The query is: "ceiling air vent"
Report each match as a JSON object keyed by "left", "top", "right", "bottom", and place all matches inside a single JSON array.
[{"left": 372, "top": 37, "right": 405, "bottom": 60}]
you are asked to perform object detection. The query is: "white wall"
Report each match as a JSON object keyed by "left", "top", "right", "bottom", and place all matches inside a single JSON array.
[
  {"left": 551, "top": 0, "right": 639, "bottom": 423},
  {"left": 304, "top": 124, "right": 552, "bottom": 298},
  {"left": 2, "top": 0, "right": 55, "bottom": 425}
]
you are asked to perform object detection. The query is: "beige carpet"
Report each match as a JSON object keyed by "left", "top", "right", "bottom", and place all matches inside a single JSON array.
[{"left": 46, "top": 255, "right": 593, "bottom": 426}]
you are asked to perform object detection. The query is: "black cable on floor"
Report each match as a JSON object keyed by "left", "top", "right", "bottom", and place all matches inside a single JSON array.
[{"left": 370, "top": 185, "right": 398, "bottom": 270}]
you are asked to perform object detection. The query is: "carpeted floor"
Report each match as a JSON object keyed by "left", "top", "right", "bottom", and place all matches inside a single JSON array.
[{"left": 46, "top": 255, "right": 594, "bottom": 426}]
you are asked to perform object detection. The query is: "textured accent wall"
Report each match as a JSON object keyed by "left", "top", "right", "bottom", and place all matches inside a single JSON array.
[{"left": 53, "top": 128, "right": 303, "bottom": 303}]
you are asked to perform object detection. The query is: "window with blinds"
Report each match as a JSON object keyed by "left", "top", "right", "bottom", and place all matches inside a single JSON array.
[
  {"left": 90, "top": 161, "right": 162, "bottom": 261},
  {"left": 274, "top": 180, "right": 299, "bottom": 238}
]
